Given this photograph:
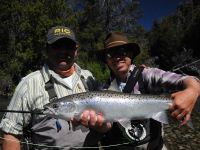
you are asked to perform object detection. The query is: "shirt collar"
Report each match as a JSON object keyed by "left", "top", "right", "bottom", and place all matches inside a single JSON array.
[{"left": 41, "top": 63, "right": 82, "bottom": 84}]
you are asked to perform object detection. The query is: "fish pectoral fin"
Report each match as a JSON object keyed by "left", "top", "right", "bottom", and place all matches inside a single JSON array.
[
  {"left": 118, "top": 119, "right": 131, "bottom": 129},
  {"left": 151, "top": 111, "right": 169, "bottom": 124}
]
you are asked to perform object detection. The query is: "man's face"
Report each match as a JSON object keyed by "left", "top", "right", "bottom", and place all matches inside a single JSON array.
[
  {"left": 105, "top": 46, "right": 133, "bottom": 76},
  {"left": 47, "top": 39, "right": 77, "bottom": 71}
]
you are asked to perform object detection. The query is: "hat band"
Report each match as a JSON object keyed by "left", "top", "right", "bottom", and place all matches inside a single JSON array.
[{"left": 107, "top": 41, "right": 127, "bottom": 47}]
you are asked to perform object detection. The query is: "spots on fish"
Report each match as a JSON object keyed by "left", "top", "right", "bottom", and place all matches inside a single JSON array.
[{"left": 57, "top": 91, "right": 171, "bottom": 105}]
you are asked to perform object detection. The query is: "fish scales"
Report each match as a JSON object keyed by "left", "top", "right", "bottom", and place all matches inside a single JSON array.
[{"left": 43, "top": 91, "right": 171, "bottom": 122}]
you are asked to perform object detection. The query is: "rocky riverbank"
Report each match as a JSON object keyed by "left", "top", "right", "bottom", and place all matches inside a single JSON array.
[{"left": 163, "top": 100, "right": 200, "bottom": 150}]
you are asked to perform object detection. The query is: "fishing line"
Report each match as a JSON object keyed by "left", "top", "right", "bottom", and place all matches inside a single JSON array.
[
  {"left": 0, "top": 136, "right": 131, "bottom": 149},
  {"left": 171, "top": 59, "right": 200, "bottom": 72},
  {"left": 0, "top": 136, "right": 64, "bottom": 149},
  {"left": 0, "top": 109, "right": 43, "bottom": 114}
]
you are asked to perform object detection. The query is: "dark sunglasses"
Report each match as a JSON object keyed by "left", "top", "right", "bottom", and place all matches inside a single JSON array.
[
  {"left": 50, "top": 39, "right": 76, "bottom": 51},
  {"left": 105, "top": 47, "right": 133, "bottom": 59}
]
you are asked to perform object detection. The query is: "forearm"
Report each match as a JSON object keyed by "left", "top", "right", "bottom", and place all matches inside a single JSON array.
[
  {"left": 183, "top": 76, "right": 200, "bottom": 96},
  {"left": 2, "top": 133, "right": 21, "bottom": 150}
]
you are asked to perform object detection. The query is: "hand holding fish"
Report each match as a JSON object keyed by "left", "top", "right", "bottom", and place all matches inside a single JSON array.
[
  {"left": 71, "top": 109, "right": 112, "bottom": 133},
  {"left": 170, "top": 77, "right": 200, "bottom": 126}
]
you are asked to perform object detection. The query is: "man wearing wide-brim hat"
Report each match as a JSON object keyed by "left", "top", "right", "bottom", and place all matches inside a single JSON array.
[
  {"left": 99, "top": 31, "right": 200, "bottom": 150},
  {"left": 103, "top": 32, "right": 140, "bottom": 56},
  {"left": 96, "top": 32, "right": 140, "bottom": 64}
]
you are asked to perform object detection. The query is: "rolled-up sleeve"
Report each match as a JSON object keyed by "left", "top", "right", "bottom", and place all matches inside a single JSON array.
[
  {"left": 142, "top": 68, "right": 188, "bottom": 94},
  {"left": 0, "top": 79, "right": 31, "bottom": 135}
]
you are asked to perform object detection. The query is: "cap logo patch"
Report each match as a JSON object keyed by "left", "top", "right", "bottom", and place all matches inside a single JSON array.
[{"left": 54, "top": 28, "right": 71, "bottom": 36}]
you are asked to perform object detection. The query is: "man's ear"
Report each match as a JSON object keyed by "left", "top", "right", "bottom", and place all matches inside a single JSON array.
[
  {"left": 75, "top": 49, "right": 78, "bottom": 57},
  {"left": 74, "top": 44, "right": 79, "bottom": 57}
]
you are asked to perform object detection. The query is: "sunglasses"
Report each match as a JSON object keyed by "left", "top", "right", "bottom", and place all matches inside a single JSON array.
[
  {"left": 50, "top": 39, "right": 77, "bottom": 51},
  {"left": 105, "top": 47, "right": 133, "bottom": 59}
]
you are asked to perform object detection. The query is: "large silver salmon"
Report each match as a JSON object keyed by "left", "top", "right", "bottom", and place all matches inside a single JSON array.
[{"left": 43, "top": 91, "right": 173, "bottom": 125}]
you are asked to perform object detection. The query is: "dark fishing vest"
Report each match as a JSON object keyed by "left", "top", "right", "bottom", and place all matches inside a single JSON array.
[{"left": 100, "top": 66, "right": 163, "bottom": 150}]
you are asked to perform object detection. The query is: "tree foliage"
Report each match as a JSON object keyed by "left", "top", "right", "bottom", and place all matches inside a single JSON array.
[
  {"left": 148, "top": 0, "right": 200, "bottom": 74},
  {"left": 0, "top": 0, "right": 77, "bottom": 85},
  {"left": 1, "top": 0, "right": 199, "bottom": 95},
  {"left": 0, "top": 0, "right": 145, "bottom": 94}
]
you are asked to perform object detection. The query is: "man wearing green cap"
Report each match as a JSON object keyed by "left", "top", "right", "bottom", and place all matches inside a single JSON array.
[
  {"left": 0, "top": 26, "right": 111, "bottom": 150},
  {"left": 98, "top": 32, "right": 200, "bottom": 149}
]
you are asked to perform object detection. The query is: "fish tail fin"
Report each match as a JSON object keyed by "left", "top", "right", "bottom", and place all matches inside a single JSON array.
[
  {"left": 186, "top": 120, "right": 194, "bottom": 129},
  {"left": 180, "top": 119, "right": 194, "bottom": 129},
  {"left": 152, "top": 111, "right": 194, "bottom": 129}
]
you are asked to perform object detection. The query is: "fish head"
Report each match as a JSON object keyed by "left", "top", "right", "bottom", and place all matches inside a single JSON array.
[{"left": 43, "top": 100, "right": 77, "bottom": 120}]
